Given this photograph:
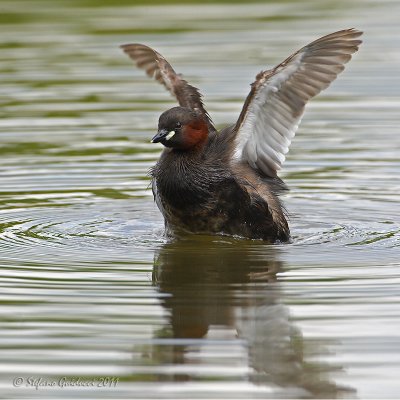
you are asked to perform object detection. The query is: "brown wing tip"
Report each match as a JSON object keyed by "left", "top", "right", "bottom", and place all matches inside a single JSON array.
[
  {"left": 329, "top": 28, "right": 363, "bottom": 37},
  {"left": 120, "top": 43, "right": 168, "bottom": 66},
  {"left": 120, "top": 43, "right": 148, "bottom": 50},
  {"left": 346, "top": 28, "right": 364, "bottom": 44},
  {"left": 325, "top": 28, "right": 363, "bottom": 45},
  {"left": 344, "top": 28, "right": 363, "bottom": 35}
]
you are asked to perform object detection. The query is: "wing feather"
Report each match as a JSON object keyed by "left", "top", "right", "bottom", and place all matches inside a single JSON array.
[
  {"left": 234, "top": 28, "right": 362, "bottom": 177},
  {"left": 121, "top": 43, "right": 216, "bottom": 132}
]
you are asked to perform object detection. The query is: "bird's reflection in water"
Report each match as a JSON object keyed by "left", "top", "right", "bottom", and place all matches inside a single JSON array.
[{"left": 150, "top": 236, "right": 355, "bottom": 399}]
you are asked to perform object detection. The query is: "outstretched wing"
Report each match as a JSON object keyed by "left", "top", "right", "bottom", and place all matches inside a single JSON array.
[
  {"left": 233, "top": 28, "right": 363, "bottom": 177},
  {"left": 121, "top": 43, "right": 216, "bottom": 132}
]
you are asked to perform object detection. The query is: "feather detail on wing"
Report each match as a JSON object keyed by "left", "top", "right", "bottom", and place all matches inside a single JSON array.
[
  {"left": 120, "top": 43, "right": 216, "bottom": 132},
  {"left": 233, "top": 28, "right": 363, "bottom": 177}
]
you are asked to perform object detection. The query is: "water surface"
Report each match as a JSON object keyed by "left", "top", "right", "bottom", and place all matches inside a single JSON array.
[{"left": 1, "top": 0, "right": 399, "bottom": 398}]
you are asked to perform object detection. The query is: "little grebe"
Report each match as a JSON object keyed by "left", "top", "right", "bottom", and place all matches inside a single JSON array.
[{"left": 121, "top": 29, "right": 362, "bottom": 242}]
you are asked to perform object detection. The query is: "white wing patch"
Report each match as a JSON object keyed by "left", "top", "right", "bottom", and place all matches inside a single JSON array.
[{"left": 233, "top": 29, "right": 363, "bottom": 177}]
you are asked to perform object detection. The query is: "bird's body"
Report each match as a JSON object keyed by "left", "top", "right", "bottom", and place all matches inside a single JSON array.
[
  {"left": 121, "top": 29, "right": 362, "bottom": 242},
  {"left": 152, "top": 125, "right": 289, "bottom": 241}
]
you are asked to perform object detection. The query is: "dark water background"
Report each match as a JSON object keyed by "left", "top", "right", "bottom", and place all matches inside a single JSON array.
[{"left": 0, "top": 0, "right": 399, "bottom": 398}]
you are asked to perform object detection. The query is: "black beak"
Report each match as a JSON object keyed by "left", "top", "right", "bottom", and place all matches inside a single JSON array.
[{"left": 151, "top": 129, "right": 169, "bottom": 143}]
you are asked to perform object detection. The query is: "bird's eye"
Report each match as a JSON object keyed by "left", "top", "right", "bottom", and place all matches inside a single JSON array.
[{"left": 175, "top": 122, "right": 182, "bottom": 129}]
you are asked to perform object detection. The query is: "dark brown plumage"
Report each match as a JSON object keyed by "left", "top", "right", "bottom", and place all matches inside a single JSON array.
[{"left": 121, "top": 29, "right": 363, "bottom": 242}]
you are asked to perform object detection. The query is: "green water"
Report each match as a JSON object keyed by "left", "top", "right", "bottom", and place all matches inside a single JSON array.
[{"left": 1, "top": 0, "right": 399, "bottom": 398}]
